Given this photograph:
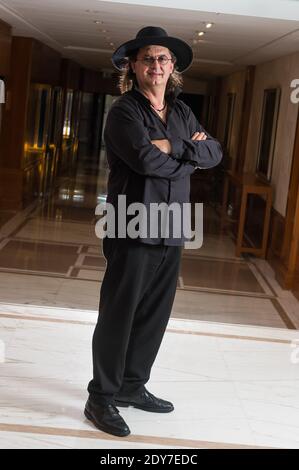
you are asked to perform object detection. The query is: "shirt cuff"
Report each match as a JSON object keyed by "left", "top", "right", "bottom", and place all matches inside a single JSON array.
[{"left": 170, "top": 137, "right": 186, "bottom": 158}]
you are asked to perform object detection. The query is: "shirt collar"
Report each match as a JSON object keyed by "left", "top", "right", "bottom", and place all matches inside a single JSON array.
[{"left": 130, "top": 85, "right": 181, "bottom": 108}]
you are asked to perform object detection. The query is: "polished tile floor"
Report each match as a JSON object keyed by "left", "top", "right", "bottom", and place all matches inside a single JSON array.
[
  {"left": 1, "top": 156, "right": 299, "bottom": 448},
  {"left": 1, "top": 304, "right": 299, "bottom": 449}
]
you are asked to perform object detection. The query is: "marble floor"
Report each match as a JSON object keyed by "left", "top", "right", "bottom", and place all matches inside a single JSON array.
[
  {"left": 1, "top": 304, "right": 299, "bottom": 449},
  {"left": 0, "top": 187, "right": 297, "bottom": 329},
  {"left": 0, "top": 157, "right": 299, "bottom": 448}
]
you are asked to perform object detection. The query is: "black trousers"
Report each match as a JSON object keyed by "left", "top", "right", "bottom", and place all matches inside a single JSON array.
[{"left": 87, "top": 237, "right": 182, "bottom": 405}]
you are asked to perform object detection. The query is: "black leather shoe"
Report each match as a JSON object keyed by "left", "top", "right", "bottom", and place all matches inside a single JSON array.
[
  {"left": 115, "top": 388, "right": 174, "bottom": 413},
  {"left": 84, "top": 399, "right": 130, "bottom": 437}
]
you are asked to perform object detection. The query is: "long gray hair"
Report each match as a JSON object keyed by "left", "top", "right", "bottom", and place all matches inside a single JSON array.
[{"left": 118, "top": 49, "right": 183, "bottom": 96}]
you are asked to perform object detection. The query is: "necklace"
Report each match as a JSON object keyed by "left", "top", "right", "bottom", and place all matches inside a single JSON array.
[{"left": 150, "top": 101, "right": 167, "bottom": 112}]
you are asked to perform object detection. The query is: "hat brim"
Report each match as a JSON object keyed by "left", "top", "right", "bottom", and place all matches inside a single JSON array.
[{"left": 111, "top": 36, "right": 193, "bottom": 73}]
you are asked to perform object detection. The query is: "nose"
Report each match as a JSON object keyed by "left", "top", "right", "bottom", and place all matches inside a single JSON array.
[{"left": 149, "top": 58, "right": 162, "bottom": 70}]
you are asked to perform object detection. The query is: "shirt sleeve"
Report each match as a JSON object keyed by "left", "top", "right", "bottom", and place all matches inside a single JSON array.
[
  {"left": 104, "top": 104, "right": 196, "bottom": 181},
  {"left": 169, "top": 107, "right": 223, "bottom": 169}
]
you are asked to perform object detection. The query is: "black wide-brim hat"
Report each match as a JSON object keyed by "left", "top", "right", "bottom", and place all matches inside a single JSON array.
[{"left": 111, "top": 26, "right": 193, "bottom": 73}]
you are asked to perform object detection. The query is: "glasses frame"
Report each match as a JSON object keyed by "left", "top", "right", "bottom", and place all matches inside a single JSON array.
[{"left": 135, "top": 55, "right": 174, "bottom": 66}]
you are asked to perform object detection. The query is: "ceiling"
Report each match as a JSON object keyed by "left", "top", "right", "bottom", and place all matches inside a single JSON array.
[{"left": 0, "top": 0, "right": 299, "bottom": 79}]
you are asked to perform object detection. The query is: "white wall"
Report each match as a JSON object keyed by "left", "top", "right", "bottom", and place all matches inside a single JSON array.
[{"left": 244, "top": 51, "right": 299, "bottom": 216}]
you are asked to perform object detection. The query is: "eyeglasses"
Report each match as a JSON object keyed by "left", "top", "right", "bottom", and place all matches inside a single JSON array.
[{"left": 136, "top": 55, "right": 174, "bottom": 66}]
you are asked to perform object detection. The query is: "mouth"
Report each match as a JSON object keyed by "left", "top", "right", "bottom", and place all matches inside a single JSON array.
[{"left": 148, "top": 73, "right": 163, "bottom": 77}]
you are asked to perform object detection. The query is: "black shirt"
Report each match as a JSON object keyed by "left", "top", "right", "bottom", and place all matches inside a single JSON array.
[{"left": 103, "top": 87, "right": 222, "bottom": 245}]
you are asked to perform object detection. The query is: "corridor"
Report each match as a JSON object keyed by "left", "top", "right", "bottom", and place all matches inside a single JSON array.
[{"left": 1, "top": 0, "right": 299, "bottom": 451}]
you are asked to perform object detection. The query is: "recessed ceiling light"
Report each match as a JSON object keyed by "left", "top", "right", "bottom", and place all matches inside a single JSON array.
[
  {"left": 198, "top": 31, "right": 205, "bottom": 36},
  {"left": 205, "top": 22, "right": 213, "bottom": 28},
  {"left": 94, "top": 20, "right": 103, "bottom": 24}
]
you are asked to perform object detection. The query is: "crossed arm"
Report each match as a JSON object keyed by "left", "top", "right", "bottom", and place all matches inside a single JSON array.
[
  {"left": 151, "top": 131, "right": 207, "bottom": 154},
  {"left": 105, "top": 104, "right": 221, "bottom": 180}
]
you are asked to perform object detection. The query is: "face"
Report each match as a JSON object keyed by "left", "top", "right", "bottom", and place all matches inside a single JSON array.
[{"left": 131, "top": 45, "right": 175, "bottom": 91}]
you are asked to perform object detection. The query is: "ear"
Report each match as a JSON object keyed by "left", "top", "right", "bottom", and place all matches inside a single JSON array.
[{"left": 130, "top": 61, "right": 136, "bottom": 73}]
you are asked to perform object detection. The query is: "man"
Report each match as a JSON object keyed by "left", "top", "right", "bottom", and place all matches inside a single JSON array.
[{"left": 85, "top": 26, "right": 222, "bottom": 437}]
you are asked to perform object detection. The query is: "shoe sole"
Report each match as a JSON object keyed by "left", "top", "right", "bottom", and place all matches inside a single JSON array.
[
  {"left": 114, "top": 400, "right": 174, "bottom": 413},
  {"left": 84, "top": 408, "right": 131, "bottom": 437}
]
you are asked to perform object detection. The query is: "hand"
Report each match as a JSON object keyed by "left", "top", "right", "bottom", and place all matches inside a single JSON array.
[
  {"left": 192, "top": 131, "right": 207, "bottom": 141},
  {"left": 151, "top": 139, "right": 171, "bottom": 154}
]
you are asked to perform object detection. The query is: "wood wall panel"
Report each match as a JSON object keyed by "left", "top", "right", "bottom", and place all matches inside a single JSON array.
[
  {"left": 0, "top": 36, "right": 62, "bottom": 209},
  {"left": 235, "top": 66, "right": 255, "bottom": 173},
  {"left": 0, "top": 169, "right": 23, "bottom": 210},
  {"left": 0, "top": 18, "right": 12, "bottom": 171},
  {"left": 80, "top": 69, "right": 119, "bottom": 94},
  {"left": 268, "top": 208, "right": 286, "bottom": 259},
  {"left": 3, "top": 37, "right": 32, "bottom": 170},
  {"left": 31, "top": 39, "right": 61, "bottom": 85},
  {"left": 60, "top": 59, "right": 81, "bottom": 89},
  {"left": 270, "top": 107, "right": 299, "bottom": 293},
  {"left": 293, "top": 253, "right": 299, "bottom": 300},
  {"left": 0, "top": 19, "right": 11, "bottom": 76}
]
